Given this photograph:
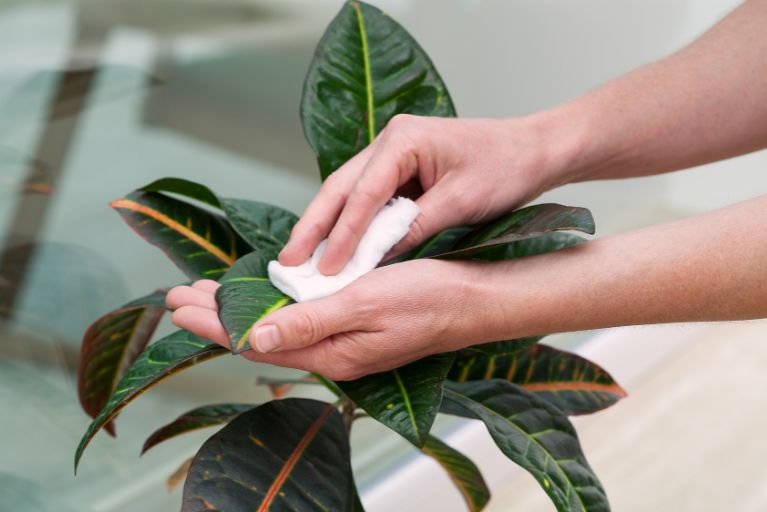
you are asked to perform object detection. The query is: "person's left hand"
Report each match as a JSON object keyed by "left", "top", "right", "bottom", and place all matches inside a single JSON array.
[{"left": 166, "top": 258, "right": 494, "bottom": 380}]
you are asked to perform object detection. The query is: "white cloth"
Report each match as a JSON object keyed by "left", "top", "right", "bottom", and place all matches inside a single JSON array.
[{"left": 268, "top": 197, "right": 420, "bottom": 302}]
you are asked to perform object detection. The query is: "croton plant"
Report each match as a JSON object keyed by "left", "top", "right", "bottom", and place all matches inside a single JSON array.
[{"left": 75, "top": 2, "right": 626, "bottom": 511}]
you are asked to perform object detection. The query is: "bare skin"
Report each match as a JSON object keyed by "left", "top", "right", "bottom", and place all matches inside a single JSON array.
[{"left": 168, "top": 0, "right": 767, "bottom": 380}]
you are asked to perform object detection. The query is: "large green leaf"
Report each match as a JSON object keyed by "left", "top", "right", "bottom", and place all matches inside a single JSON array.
[
  {"left": 442, "top": 381, "right": 609, "bottom": 512},
  {"left": 139, "top": 177, "right": 299, "bottom": 251},
  {"left": 111, "top": 191, "right": 248, "bottom": 280},
  {"left": 462, "top": 336, "right": 543, "bottom": 357},
  {"left": 216, "top": 278, "right": 291, "bottom": 354},
  {"left": 337, "top": 353, "right": 454, "bottom": 447},
  {"left": 77, "top": 289, "right": 168, "bottom": 436},
  {"left": 141, "top": 403, "right": 254, "bottom": 455},
  {"left": 182, "top": 399, "right": 361, "bottom": 512},
  {"left": 449, "top": 344, "right": 626, "bottom": 416},
  {"left": 301, "top": 0, "right": 456, "bottom": 180},
  {"left": 74, "top": 330, "right": 227, "bottom": 472},
  {"left": 401, "top": 226, "right": 474, "bottom": 260},
  {"left": 422, "top": 435, "right": 490, "bottom": 512},
  {"left": 473, "top": 232, "right": 586, "bottom": 262},
  {"left": 436, "top": 204, "right": 594, "bottom": 259}
]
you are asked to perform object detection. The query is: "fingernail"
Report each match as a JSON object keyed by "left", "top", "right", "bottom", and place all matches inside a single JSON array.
[{"left": 252, "top": 324, "right": 281, "bottom": 353}]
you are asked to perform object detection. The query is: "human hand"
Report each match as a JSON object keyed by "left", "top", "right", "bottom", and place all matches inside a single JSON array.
[
  {"left": 279, "top": 115, "right": 564, "bottom": 275},
  {"left": 166, "top": 258, "right": 498, "bottom": 380}
]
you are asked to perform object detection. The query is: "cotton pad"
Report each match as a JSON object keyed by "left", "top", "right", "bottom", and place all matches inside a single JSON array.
[{"left": 268, "top": 197, "right": 420, "bottom": 302}]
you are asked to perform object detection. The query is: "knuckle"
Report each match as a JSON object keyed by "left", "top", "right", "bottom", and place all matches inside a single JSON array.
[
  {"left": 292, "top": 310, "right": 323, "bottom": 346},
  {"left": 387, "top": 113, "right": 414, "bottom": 132}
]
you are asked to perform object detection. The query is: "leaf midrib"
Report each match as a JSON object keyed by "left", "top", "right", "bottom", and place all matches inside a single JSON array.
[
  {"left": 393, "top": 369, "right": 419, "bottom": 440},
  {"left": 353, "top": 1, "right": 376, "bottom": 143},
  {"left": 444, "top": 388, "right": 587, "bottom": 511}
]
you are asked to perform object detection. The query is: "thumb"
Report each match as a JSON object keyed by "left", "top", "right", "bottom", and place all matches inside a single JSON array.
[{"left": 248, "top": 295, "right": 352, "bottom": 353}]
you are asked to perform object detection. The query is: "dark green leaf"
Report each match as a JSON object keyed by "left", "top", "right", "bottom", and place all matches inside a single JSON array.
[
  {"left": 139, "top": 177, "right": 299, "bottom": 251},
  {"left": 111, "top": 191, "right": 249, "bottom": 280},
  {"left": 140, "top": 177, "right": 222, "bottom": 209},
  {"left": 422, "top": 435, "right": 490, "bottom": 512},
  {"left": 462, "top": 336, "right": 543, "bottom": 357},
  {"left": 450, "top": 344, "right": 627, "bottom": 416},
  {"left": 182, "top": 399, "right": 361, "bottom": 512},
  {"left": 220, "top": 198, "right": 298, "bottom": 251},
  {"left": 141, "top": 403, "right": 254, "bottom": 455},
  {"left": 74, "top": 330, "right": 227, "bottom": 472},
  {"left": 337, "top": 353, "right": 454, "bottom": 447},
  {"left": 221, "top": 248, "right": 281, "bottom": 281},
  {"left": 436, "top": 204, "right": 594, "bottom": 259},
  {"left": 216, "top": 278, "right": 291, "bottom": 354},
  {"left": 473, "top": 232, "right": 586, "bottom": 262},
  {"left": 77, "top": 289, "right": 167, "bottom": 436},
  {"left": 301, "top": 0, "right": 456, "bottom": 180},
  {"left": 442, "top": 380, "right": 610, "bottom": 512},
  {"left": 404, "top": 226, "right": 474, "bottom": 260}
]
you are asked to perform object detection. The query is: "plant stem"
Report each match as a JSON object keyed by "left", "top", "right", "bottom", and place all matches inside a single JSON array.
[{"left": 342, "top": 397, "right": 356, "bottom": 435}]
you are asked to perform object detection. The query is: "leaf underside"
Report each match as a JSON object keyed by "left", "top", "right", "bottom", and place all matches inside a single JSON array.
[
  {"left": 182, "top": 399, "right": 361, "bottom": 512},
  {"left": 301, "top": 0, "right": 456, "bottom": 180},
  {"left": 442, "top": 380, "right": 610, "bottom": 512},
  {"left": 77, "top": 289, "right": 167, "bottom": 435},
  {"left": 422, "top": 435, "right": 490, "bottom": 512},
  {"left": 75, "top": 330, "right": 227, "bottom": 472},
  {"left": 337, "top": 353, "right": 455, "bottom": 447},
  {"left": 142, "top": 403, "right": 254, "bottom": 455},
  {"left": 449, "top": 344, "right": 627, "bottom": 416}
]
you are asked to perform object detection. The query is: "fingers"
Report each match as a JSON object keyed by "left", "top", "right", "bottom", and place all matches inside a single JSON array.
[
  {"left": 318, "top": 120, "right": 420, "bottom": 275},
  {"left": 166, "top": 280, "right": 220, "bottom": 310},
  {"left": 247, "top": 293, "right": 359, "bottom": 354},
  {"left": 171, "top": 306, "right": 230, "bottom": 347},
  {"left": 385, "top": 186, "right": 456, "bottom": 258},
  {"left": 279, "top": 142, "right": 377, "bottom": 266}
]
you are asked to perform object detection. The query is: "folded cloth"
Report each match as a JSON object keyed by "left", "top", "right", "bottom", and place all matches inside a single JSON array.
[{"left": 268, "top": 197, "right": 420, "bottom": 302}]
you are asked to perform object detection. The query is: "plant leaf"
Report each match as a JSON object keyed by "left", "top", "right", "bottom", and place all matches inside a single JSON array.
[
  {"left": 422, "top": 435, "right": 490, "bottom": 512},
  {"left": 436, "top": 204, "right": 594, "bottom": 259},
  {"left": 77, "top": 289, "right": 167, "bottom": 436},
  {"left": 405, "top": 226, "right": 474, "bottom": 260},
  {"left": 220, "top": 198, "right": 298, "bottom": 251},
  {"left": 337, "top": 353, "right": 454, "bottom": 447},
  {"left": 216, "top": 278, "right": 291, "bottom": 354},
  {"left": 141, "top": 403, "right": 254, "bottom": 455},
  {"left": 167, "top": 457, "right": 193, "bottom": 493},
  {"left": 140, "top": 177, "right": 299, "bottom": 251},
  {"left": 449, "top": 344, "right": 626, "bottom": 416},
  {"left": 442, "top": 380, "right": 610, "bottom": 512},
  {"left": 181, "top": 399, "right": 361, "bottom": 512},
  {"left": 74, "top": 330, "right": 227, "bottom": 472},
  {"left": 472, "top": 232, "right": 586, "bottom": 262},
  {"left": 111, "top": 191, "right": 249, "bottom": 280},
  {"left": 462, "top": 336, "right": 543, "bottom": 357},
  {"left": 301, "top": 0, "right": 456, "bottom": 180}
]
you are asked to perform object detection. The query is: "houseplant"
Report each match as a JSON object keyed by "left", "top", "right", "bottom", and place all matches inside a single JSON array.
[{"left": 75, "top": 2, "right": 626, "bottom": 510}]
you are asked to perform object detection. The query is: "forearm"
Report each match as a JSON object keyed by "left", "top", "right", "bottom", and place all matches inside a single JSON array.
[
  {"left": 474, "top": 194, "right": 767, "bottom": 341},
  {"left": 528, "top": 0, "right": 767, "bottom": 188}
]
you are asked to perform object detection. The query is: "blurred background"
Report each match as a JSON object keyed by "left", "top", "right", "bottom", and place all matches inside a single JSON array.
[{"left": 1, "top": 0, "right": 766, "bottom": 510}]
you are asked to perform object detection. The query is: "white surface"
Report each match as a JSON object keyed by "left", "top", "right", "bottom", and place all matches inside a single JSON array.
[{"left": 268, "top": 197, "right": 420, "bottom": 302}]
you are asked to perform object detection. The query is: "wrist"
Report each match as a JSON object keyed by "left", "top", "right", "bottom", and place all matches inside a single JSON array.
[{"left": 519, "top": 100, "right": 604, "bottom": 189}]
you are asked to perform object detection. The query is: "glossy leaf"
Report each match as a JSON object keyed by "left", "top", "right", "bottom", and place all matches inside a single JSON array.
[
  {"left": 403, "top": 226, "right": 474, "bottom": 260},
  {"left": 442, "top": 381, "right": 609, "bottom": 512},
  {"left": 220, "top": 198, "right": 298, "bottom": 251},
  {"left": 182, "top": 399, "right": 360, "bottom": 512},
  {"left": 301, "top": 0, "right": 456, "bottom": 180},
  {"left": 138, "top": 177, "right": 298, "bottom": 252},
  {"left": 75, "top": 330, "right": 227, "bottom": 472},
  {"left": 449, "top": 344, "right": 626, "bottom": 416},
  {"left": 77, "top": 289, "right": 167, "bottom": 435},
  {"left": 111, "top": 191, "right": 248, "bottom": 280},
  {"left": 463, "top": 336, "right": 543, "bottom": 357},
  {"left": 337, "top": 353, "right": 454, "bottom": 447},
  {"left": 473, "top": 232, "right": 586, "bottom": 262},
  {"left": 220, "top": 248, "right": 281, "bottom": 281},
  {"left": 422, "top": 435, "right": 490, "bottom": 512},
  {"left": 436, "top": 204, "right": 594, "bottom": 259},
  {"left": 142, "top": 403, "right": 254, "bottom": 455},
  {"left": 216, "top": 278, "right": 291, "bottom": 354}
]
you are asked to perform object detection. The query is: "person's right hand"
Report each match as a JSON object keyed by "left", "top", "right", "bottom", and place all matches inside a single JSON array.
[{"left": 278, "top": 114, "right": 564, "bottom": 275}]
